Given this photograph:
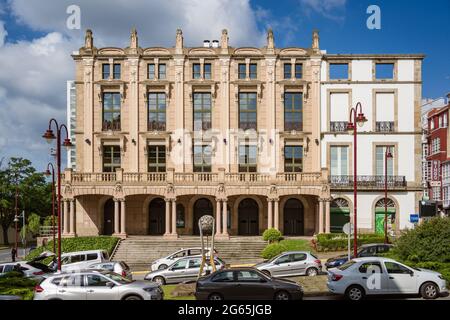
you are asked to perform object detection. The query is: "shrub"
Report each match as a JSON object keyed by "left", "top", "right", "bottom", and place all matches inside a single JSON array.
[
  {"left": 0, "top": 272, "right": 37, "bottom": 300},
  {"left": 390, "top": 217, "right": 450, "bottom": 263},
  {"left": 262, "top": 228, "right": 282, "bottom": 243},
  {"left": 261, "top": 243, "right": 288, "bottom": 260},
  {"left": 316, "top": 233, "right": 386, "bottom": 252}
]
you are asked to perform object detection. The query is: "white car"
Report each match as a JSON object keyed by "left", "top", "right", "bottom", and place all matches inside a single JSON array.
[
  {"left": 327, "top": 257, "right": 448, "bottom": 300},
  {"left": 150, "top": 247, "right": 217, "bottom": 271},
  {"left": 59, "top": 250, "right": 109, "bottom": 272}
]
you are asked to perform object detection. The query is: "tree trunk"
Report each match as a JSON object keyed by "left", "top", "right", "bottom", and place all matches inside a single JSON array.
[{"left": 1, "top": 224, "right": 9, "bottom": 245}]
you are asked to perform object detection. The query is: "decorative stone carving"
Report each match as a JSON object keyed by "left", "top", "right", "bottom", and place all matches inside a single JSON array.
[
  {"left": 64, "top": 184, "right": 72, "bottom": 196},
  {"left": 267, "top": 28, "right": 274, "bottom": 50},
  {"left": 115, "top": 183, "right": 123, "bottom": 194},
  {"left": 221, "top": 29, "right": 229, "bottom": 49},
  {"left": 217, "top": 183, "right": 225, "bottom": 194},
  {"left": 269, "top": 185, "right": 277, "bottom": 196},
  {"left": 85, "top": 29, "right": 93, "bottom": 49},
  {"left": 175, "top": 28, "right": 183, "bottom": 51},
  {"left": 130, "top": 28, "right": 138, "bottom": 49},
  {"left": 166, "top": 183, "right": 174, "bottom": 195}
]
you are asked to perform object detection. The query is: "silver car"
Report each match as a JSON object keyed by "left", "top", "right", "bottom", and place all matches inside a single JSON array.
[
  {"left": 34, "top": 270, "right": 163, "bottom": 300},
  {"left": 255, "top": 251, "right": 322, "bottom": 277},
  {"left": 145, "top": 256, "right": 226, "bottom": 285},
  {"left": 88, "top": 261, "right": 132, "bottom": 280}
]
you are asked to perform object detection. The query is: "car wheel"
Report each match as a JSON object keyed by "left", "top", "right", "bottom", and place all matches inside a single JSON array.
[
  {"left": 158, "top": 264, "right": 168, "bottom": 270},
  {"left": 306, "top": 267, "right": 318, "bottom": 277},
  {"left": 124, "top": 295, "right": 143, "bottom": 301},
  {"left": 420, "top": 282, "right": 439, "bottom": 300},
  {"left": 345, "top": 285, "right": 365, "bottom": 301},
  {"left": 274, "top": 290, "right": 291, "bottom": 301},
  {"left": 208, "top": 293, "right": 223, "bottom": 301},
  {"left": 153, "top": 276, "right": 166, "bottom": 285},
  {"left": 261, "top": 270, "right": 271, "bottom": 277}
]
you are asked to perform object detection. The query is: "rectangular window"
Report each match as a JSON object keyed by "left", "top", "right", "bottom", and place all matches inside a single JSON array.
[
  {"left": 102, "top": 93, "right": 121, "bottom": 131},
  {"left": 376, "top": 146, "right": 395, "bottom": 176},
  {"left": 204, "top": 63, "right": 211, "bottom": 79},
  {"left": 283, "top": 63, "right": 291, "bottom": 79},
  {"left": 329, "top": 63, "right": 349, "bottom": 80},
  {"left": 295, "top": 63, "right": 303, "bottom": 79},
  {"left": 158, "top": 63, "right": 166, "bottom": 79},
  {"left": 329, "top": 92, "right": 349, "bottom": 132},
  {"left": 239, "top": 93, "right": 257, "bottom": 131},
  {"left": 330, "top": 146, "right": 349, "bottom": 176},
  {"left": 376, "top": 63, "right": 394, "bottom": 80},
  {"left": 375, "top": 92, "right": 395, "bottom": 132},
  {"left": 284, "top": 93, "right": 303, "bottom": 131},
  {"left": 148, "top": 93, "right": 166, "bottom": 131},
  {"left": 148, "top": 145, "right": 166, "bottom": 172},
  {"left": 284, "top": 146, "right": 303, "bottom": 172},
  {"left": 193, "top": 93, "right": 212, "bottom": 131},
  {"left": 102, "top": 64, "right": 110, "bottom": 79},
  {"left": 239, "top": 145, "right": 257, "bottom": 172},
  {"left": 103, "top": 145, "right": 121, "bottom": 172},
  {"left": 192, "top": 63, "right": 201, "bottom": 79},
  {"left": 113, "top": 64, "right": 121, "bottom": 79},
  {"left": 249, "top": 63, "right": 257, "bottom": 79},
  {"left": 148, "top": 64, "right": 155, "bottom": 80},
  {"left": 193, "top": 145, "right": 212, "bottom": 172},
  {"left": 238, "top": 64, "right": 246, "bottom": 79}
]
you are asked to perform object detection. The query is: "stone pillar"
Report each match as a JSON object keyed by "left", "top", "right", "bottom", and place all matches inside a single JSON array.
[
  {"left": 267, "top": 199, "right": 273, "bottom": 229},
  {"left": 216, "top": 199, "right": 222, "bottom": 235},
  {"left": 63, "top": 200, "right": 69, "bottom": 235},
  {"left": 318, "top": 199, "right": 324, "bottom": 234},
  {"left": 325, "top": 199, "right": 331, "bottom": 234},
  {"left": 222, "top": 199, "right": 228, "bottom": 236},
  {"left": 69, "top": 199, "right": 75, "bottom": 235},
  {"left": 164, "top": 199, "right": 171, "bottom": 236},
  {"left": 114, "top": 199, "right": 120, "bottom": 235},
  {"left": 171, "top": 199, "right": 177, "bottom": 237},
  {"left": 120, "top": 199, "right": 126, "bottom": 236},
  {"left": 274, "top": 199, "right": 279, "bottom": 230}
]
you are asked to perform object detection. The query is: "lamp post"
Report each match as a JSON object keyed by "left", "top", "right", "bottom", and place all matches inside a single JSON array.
[
  {"left": 42, "top": 119, "right": 73, "bottom": 271},
  {"left": 14, "top": 186, "right": 19, "bottom": 259},
  {"left": 347, "top": 102, "right": 368, "bottom": 257},
  {"left": 44, "top": 163, "right": 56, "bottom": 255},
  {"left": 384, "top": 147, "right": 393, "bottom": 244},
  {"left": 14, "top": 210, "right": 26, "bottom": 258}
]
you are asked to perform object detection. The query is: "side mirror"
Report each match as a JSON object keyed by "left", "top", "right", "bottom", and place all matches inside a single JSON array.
[
  {"left": 409, "top": 271, "right": 414, "bottom": 277},
  {"left": 106, "top": 282, "right": 115, "bottom": 288}
]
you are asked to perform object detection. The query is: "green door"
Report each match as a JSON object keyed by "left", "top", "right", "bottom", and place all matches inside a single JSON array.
[
  {"left": 375, "top": 209, "right": 395, "bottom": 235},
  {"left": 330, "top": 208, "right": 350, "bottom": 233}
]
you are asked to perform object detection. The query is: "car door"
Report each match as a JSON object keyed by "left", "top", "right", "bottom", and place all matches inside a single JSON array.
[
  {"left": 166, "top": 259, "right": 189, "bottom": 284},
  {"left": 271, "top": 254, "right": 293, "bottom": 277},
  {"left": 185, "top": 258, "right": 201, "bottom": 281},
  {"left": 57, "top": 275, "right": 86, "bottom": 300},
  {"left": 209, "top": 271, "right": 236, "bottom": 299},
  {"left": 234, "top": 270, "right": 273, "bottom": 300},
  {"left": 357, "top": 262, "right": 389, "bottom": 294},
  {"left": 290, "top": 253, "right": 308, "bottom": 276},
  {"left": 384, "top": 261, "right": 416, "bottom": 294},
  {"left": 85, "top": 273, "right": 119, "bottom": 300}
]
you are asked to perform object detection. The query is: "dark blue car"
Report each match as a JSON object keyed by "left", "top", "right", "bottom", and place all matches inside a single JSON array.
[{"left": 325, "top": 243, "right": 393, "bottom": 269}]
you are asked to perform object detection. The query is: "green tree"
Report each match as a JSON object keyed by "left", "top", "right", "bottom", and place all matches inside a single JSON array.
[{"left": 0, "top": 158, "right": 52, "bottom": 244}]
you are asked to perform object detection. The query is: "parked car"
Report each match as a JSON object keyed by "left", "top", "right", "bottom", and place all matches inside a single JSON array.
[
  {"left": 0, "top": 261, "right": 52, "bottom": 280},
  {"left": 88, "top": 261, "right": 132, "bottom": 280},
  {"left": 145, "top": 256, "right": 226, "bottom": 285},
  {"left": 150, "top": 247, "right": 218, "bottom": 271},
  {"left": 57, "top": 250, "right": 109, "bottom": 272},
  {"left": 34, "top": 270, "right": 163, "bottom": 300},
  {"left": 255, "top": 251, "right": 322, "bottom": 277},
  {"left": 195, "top": 267, "right": 304, "bottom": 300},
  {"left": 325, "top": 243, "right": 393, "bottom": 269},
  {"left": 327, "top": 257, "right": 448, "bottom": 300}
]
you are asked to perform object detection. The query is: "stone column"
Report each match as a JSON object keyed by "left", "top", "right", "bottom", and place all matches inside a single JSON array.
[
  {"left": 114, "top": 199, "right": 120, "bottom": 235},
  {"left": 164, "top": 198, "right": 171, "bottom": 236},
  {"left": 325, "top": 199, "right": 331, "bottom": 234},
  {"left": 267, "top": 199, "right": 273, "bottom": 229},
  {"left": 216, "top": 199, "right": 222, "bottom": 235},
  {"left": 222, "top": 199, "right": 228, "bottom": 236},
  {"left": 318, "top": 199, "right": 324, "bottom": 234},
  {"left": 69, "top": 199, "right": 75, "bottom": 235},
  {"left": 274, "top": 199, "right": 280, "bottom": 230},
  {"left": 120, "top": 199, "right": 126, "bottom": 236},
  {"left": 171, "top": 199, "right": 177, "bottom": 237},
  {"left": 63, "top": 200, "right": 69, "bottom": 235}
]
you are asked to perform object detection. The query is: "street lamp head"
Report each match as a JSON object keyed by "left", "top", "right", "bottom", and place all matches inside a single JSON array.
[
  {"left": 356, "top": 113, "right": 367, "bottom": 127},
  {"left": 62, "top": 138, "right": 73, "bottom": 151},
  {"left": 346, "top": 122, "right": 355, "bottom": 133},
  {"left": 44, "top": 169, "right": 52, "bottom": 177},
  {"left": 42, "top": 129, "right": 56, "bottom": 144},
  {"left": 13, "top": 216, "right": 19, "bottom": 223}
]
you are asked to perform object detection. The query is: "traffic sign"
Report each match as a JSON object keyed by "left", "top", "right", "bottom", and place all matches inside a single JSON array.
[
  {"left": 410, "top": 214, "right": 419, "bottom": 223},
  {"left": 343, "top": 223, "right": 354, "bottom": 235}
]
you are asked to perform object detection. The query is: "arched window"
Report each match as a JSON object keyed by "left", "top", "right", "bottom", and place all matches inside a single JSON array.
[
  {"left": 330, "top": 198, "right": 350, "bottom": 234},
  {"left": 375, "top": 198, "right": 396, "bottom": 235}
]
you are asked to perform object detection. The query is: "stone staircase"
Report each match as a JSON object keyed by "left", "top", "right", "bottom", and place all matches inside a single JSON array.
[{"left": 111, "top": 236, "right": 267, "bottom": 271}]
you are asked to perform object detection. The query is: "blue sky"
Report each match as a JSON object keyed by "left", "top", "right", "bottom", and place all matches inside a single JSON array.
[{"left": 0, "top": 0, "right": 448, "bottom": 170}]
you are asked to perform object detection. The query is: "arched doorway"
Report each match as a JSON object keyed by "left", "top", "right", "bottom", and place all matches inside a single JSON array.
[
  {"left": 283, "top": 199, "right": 304, "bottom": 236},
  {"left": 193, "top": 198, "right": 213, "bottom": 235},
  {"left": 103, "top": 199, "right": 114, "bottom": 235},
  {"left": 238, "top": 198, "right": 259, "bottom": 236},
  {"left": 331, "top": 198, "right": 351, "bottom": 233},
  {"left": 149, "top": 198, "right": 165, "bottom": 235},
  {"left": 375, "top": 198, "right": 396, "bottom": 235}
]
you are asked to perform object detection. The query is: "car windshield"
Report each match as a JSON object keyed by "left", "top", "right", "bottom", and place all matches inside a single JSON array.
[
  {"left": 102, "top": 271, "right": 133, "bottom": 284},
  {"left": 337, "top": 260, "right": 356, "bottom": 271},
  {"left": 267, "top": 254, "right": 283, "bottom": 263}
]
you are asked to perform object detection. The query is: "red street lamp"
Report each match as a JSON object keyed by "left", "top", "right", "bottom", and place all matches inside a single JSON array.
[
  {"left": 384, "top": 147, "right": 393, "bottom": 244},
  {"left": 347, "top": 102, "right": 367, "bottom": 257},
  {"left": 44, "top": 163, "right": 56, "bottom": 255},
  {"left": 14, "top": 186, "right": 19, "bottom": 259},
  {"left": 42, "top": 119, "right": 72, "bottom": 271}
]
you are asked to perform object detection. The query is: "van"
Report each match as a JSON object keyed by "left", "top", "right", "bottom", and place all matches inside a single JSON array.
[{"left": 60, "top": 250, "right": 109, "bottom": 272}]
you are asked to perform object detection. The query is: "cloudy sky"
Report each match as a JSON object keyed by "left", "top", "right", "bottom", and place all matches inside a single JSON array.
[{"left": 0, "top": 0, "right": 449, "bottom": 171}]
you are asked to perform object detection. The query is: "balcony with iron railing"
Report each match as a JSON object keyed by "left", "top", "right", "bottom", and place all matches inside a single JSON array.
[
  {"left": 329, "top": 175, "right": 407, "bottom": 189},
  {"left": 375, "top": 121, "right": 395, "bottom": 133},
  {"left": 102, "top": 120, "right": 121, "bottom": 131},
  {"left": 284, "top": 122, "right": 303, "bottom": 132},
  {"left": 329, "top": 121, "right": 348, "bottom": 133}
]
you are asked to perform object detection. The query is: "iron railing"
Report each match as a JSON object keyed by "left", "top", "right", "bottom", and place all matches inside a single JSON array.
[
  {"left": 375, "top": 121, "right": 395, "bottom": 133},
  {"left": 330, "top": 175, "right": 407, "bottom": 188},
  {"left": 330, "top": 121, "right": 348, "bottom": 132}
]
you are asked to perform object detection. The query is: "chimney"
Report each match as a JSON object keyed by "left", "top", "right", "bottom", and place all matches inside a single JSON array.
[
  {"left": 203, "top": 40, "right": 211, "bottom": 48},
  {"left": 211, "top": 40, "right": 219, "bottom": 48}
]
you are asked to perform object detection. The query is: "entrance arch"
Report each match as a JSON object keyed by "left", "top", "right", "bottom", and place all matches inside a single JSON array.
[
  {"left": 193, "top": 198, "right": 213, "bottom": 235},
  {"left": 103, "top": 198, "right": 114, "bottom": 235},
  {"left": 374, "top": 198, "right": 397, "bottom": 235},
  {"left": 283, "top": 199, "right": 304, "bottom": 236},
  {"left": 238, "top": 198, "right": 259, "bottom": 236},
  {"left": 148, "top": 198, "right": 165, "bottom": 235},
  {"left": 331, "top": 198, "right": 351, "bottom": 233}
]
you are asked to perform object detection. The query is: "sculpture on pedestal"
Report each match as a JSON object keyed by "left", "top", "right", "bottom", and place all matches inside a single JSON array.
[{"left": 197, "top": 215, "right": 216, "bottom": 278}]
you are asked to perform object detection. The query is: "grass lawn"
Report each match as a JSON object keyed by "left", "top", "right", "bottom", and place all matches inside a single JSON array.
[
  {"left": 279, "top": 239, "right": 314, "bottom": 252},
  {"left": 162, "top": 284, "right": 196, "bottom": 300}
]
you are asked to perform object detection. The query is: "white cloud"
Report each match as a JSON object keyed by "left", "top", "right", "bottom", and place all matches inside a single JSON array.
[
  {"left": 299, "top": 0, "right": 347, "bottom": 20},
  {"left": 0, "top": 21, "right": 7, "bottom": 47}
]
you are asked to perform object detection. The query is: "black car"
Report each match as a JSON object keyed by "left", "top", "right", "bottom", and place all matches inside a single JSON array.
[
  {"left": 325, "top": 243, "right": 393, "bottom": 269},
  {"left": 195, "top": 267, "right": 303, "bottom": 300}
]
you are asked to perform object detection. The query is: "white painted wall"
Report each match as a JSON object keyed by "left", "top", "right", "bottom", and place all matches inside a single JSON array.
[{"left": 351, "top": 60, "right": 372, "bottom": 81}]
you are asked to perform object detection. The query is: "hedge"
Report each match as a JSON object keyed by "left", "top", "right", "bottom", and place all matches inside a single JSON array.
[
  {"left": 262, "top": 228, "right": 282, "bottom": 243},
  {"left": 0, "top": 272, "right": 37, "bottom": 300},
  {"left": 315, "top": 233, "right": 386, "bottom": 252},
  {"left": 261, "top": 239, "right": 312, "bottom": 260}
]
